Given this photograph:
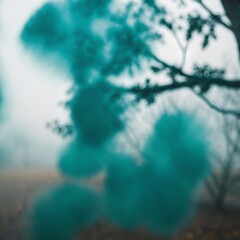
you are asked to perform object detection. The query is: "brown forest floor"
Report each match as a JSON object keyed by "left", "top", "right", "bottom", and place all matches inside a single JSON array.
[
  {"left": 0, "top": 170, "right": 239, "bottom": 240},
  {"left": 77, "top": 206, "right": 240, "bottom": 240}
]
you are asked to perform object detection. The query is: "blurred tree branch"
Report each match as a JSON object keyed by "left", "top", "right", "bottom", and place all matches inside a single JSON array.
[
  {"left": 221, "top": 0, "right": 240, "bottom": 59},
  {"left": 206, "top": 112, "right": 240, "bottom": 210},
  {"left": 126, "top": 0, "right": 240, "bottom": 118},
  {"left": 128, "top": 52, "right": 240, "bottom": 118},
  {"left": 193, "top": 0, "right": 232, "bottom": 30}
]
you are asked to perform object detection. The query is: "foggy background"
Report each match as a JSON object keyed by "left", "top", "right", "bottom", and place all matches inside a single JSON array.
[
  {"left": 0, "top": 0, "right": 239, "bottom": 169},
  {"left": 0, "top": 0, "right": 71, "bottom": 168}
]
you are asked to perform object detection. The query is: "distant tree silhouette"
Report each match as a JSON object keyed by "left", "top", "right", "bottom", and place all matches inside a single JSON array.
[{"left": 206, "top": 92, "right": 240, "bottom": 210}]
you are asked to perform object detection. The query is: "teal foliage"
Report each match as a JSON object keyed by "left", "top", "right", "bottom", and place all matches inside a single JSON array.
[
  {"left": 58, "top": 141, "right": 105, "bottom": 178},
  {"left": 103, "top": 21, "right": 149, "bottom": 76},
  {"left": 100, "top": 112, "right": 209, "bottom": 235},
  {"left": 20, "top": 0, "right": 212, "bottom": 237},
  {"left": 192, "top": 64, "right": 225, "bottom": 94},
  {"left": 30, "top": 111, "right": 210, "bottom": 238},
  {"left": 20, "top": 0, "right": 151, "bottom": 82},
  {"left": 68, "top": 31, "right": 105, "bottom": 83},
  {"left": 143, "top": 0, "right": 166, "bottom": 14},
  {"left": 193, "top": 64, "right": 225, "bottom": 79},
  {"left": 186, "top": 14, "right": 217, "bottom": 49},
  {"left": 143, "top": 112, "right": 210, "bottom": 186},
  {"left": 139, "top": 169, "right": 192, "bottom": 234},
  {"left": 20, "top": 1, "right": 110, "bottom": 79},
  {"left": 66, "top": 0, "right": 111, "bottom": 18},
  {"left": 29, "top": 184, "right": 99, "bottom": 240},
  {"left": 102, "top": 155, "right": 142, "bottom": 228},
  {"left": 21, "top": 3, "right": 68, "bottom": 53},
  {"left": 70, "top": 82, "right": 124, "bottom": 147}
]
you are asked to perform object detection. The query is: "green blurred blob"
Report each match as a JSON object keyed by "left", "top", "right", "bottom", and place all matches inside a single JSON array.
[
  {"left": 70, "top": 82, "right": 124, "bottom": 147},
  {"left": 21, "top": 0, "right": 211, "bottom": 236},
  {"left": 101, "top": 112, "right": 210, "bottom": 234},
  {"left": 20, "top": 0, "right": 150, "bottom": 83},
  {"left": 138, "top": 167, "right": 193, "bottom": 235},
  {"left": 58, "top": 141, "right": 105, "bottom": 178},
  {"left": 68, "top": 31, "right": 105, "bottom": 83},
  {"left": 21, "top": 3, "right": 68, "bottom": 54},
  {"left": 30, "top": 111, "right": 211, "bottom": 238},
  {"left": 102, "top": 155, "right": 142, "bottom": 229},
  {"left": 29, "top": 184, "right": 99, "bottom": 240},
  {"left": 20, "top": 2, "right": 105, "bottom": 84},
  {"left": 20, "top": 0, "right": 110, "bottom": 84},
  {"left": 143, "top": 112, "right": 210, "bottom": 186},
  {"left": 103, "top": 22, "right": 149, "bottom": 76},
  {"left": 66, "top": 0, "right": 111, "bottom": 19},
  {"left": 102, "top": 153, "right": 195, "bottom": 234}
]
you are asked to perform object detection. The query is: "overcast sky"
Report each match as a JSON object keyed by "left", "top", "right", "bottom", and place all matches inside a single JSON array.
[
  {"left": 0, "top": 0, "right": 239, "bottom": 169},
  {"left": 0, "top": 0, "right": 71, "bottom": 168}
]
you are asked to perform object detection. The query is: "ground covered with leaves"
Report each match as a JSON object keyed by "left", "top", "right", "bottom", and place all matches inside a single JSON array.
[
  {"left": 0, "top": 170, "right": 239, "bottom": 240},
  {"left": 77, "top": 204, "right": 240, "bottom": 240}
]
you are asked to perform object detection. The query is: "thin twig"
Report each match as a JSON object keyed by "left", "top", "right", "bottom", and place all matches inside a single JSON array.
[
  {"left": 193, "top": 91, "right": 240, "bottom": 118},
  {"left": 192, "top": 0, "right": 232, "bottom": 30}
]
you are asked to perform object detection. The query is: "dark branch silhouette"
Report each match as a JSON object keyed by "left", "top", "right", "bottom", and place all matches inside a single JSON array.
[
  {"left": 127, "top": 50, "right": 240, "bottom": 117},
  {"left": 126, "top": 0, "right": 240, "bottom": 118},
  {"left": 193, "top": 0, "right": 232, "bottom": 31}
]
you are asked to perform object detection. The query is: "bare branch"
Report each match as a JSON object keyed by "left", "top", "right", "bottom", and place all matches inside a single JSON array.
[
  {"left": 171, "top": 28, "right": 189, "bottom": 69},
  {"left": 194, "top": 92, "right": 240, "bottom": 118},
  {"left": 192, "top": 0, "right": 232, "bottom": 30},
  {"left": 131, "top": 53, "right": 240, "bottom": 89},
  {"left": 125, "top": 53, "right": 240, "bottom": 116}
]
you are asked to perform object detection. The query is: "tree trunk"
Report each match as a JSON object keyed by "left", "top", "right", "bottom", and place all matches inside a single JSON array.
[{"left": 221, "top": 0, "right": 240, "bottom": 60}]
